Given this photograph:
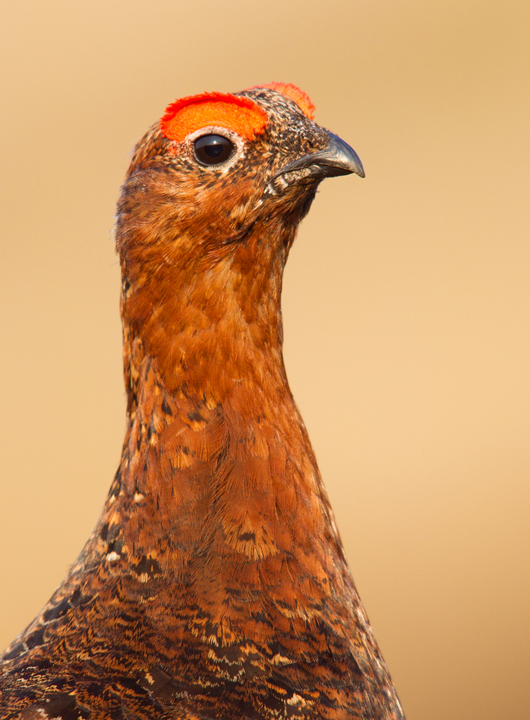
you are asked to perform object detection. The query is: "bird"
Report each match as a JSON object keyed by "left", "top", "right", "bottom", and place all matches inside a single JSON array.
[{"left": 0, "top": 82, "right": 405, "bottom": 720}]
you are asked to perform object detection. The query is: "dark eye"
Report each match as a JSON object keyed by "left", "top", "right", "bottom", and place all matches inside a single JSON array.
[{"left": 194, "top": 134, "right": 235, "bottom": 165}]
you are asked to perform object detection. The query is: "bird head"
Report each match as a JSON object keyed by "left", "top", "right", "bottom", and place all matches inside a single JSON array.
[{"left": 117, "top": 83, "right": 363, "bottom": 273}]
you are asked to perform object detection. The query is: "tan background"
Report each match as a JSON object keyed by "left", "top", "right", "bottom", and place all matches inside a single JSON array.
[{"left": 1, "top": 1, "right": 529, "bottom": 718}]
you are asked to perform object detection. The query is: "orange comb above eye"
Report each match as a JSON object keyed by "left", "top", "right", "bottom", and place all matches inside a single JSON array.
[
  {"left": 160, "top": 92, "right": 268, "bottom": 143},
  {"left": 251, "top": 82, "right": 316, "bottom": 120}
]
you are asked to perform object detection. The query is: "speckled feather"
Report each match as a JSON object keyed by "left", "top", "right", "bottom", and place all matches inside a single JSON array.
[{"left": 0, "top": 86, "right": 404, "bottom": 720}]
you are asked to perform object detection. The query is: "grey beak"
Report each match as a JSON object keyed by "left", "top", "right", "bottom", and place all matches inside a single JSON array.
[{"left": 275, "top": 132, "right": 365, "bottom": 180}]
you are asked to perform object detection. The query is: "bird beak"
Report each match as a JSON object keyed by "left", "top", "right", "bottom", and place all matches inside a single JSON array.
[{"left": 275, "top": 132, "right": 365, "bottom": 180}]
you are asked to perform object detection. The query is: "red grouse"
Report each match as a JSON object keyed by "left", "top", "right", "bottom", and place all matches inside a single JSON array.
[{"left": 0, "top": 83, "right": 405, "bottom": 720}]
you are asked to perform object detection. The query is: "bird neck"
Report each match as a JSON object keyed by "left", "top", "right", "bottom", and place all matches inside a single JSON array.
[
  {"left": 121, "top": 217, "right": 291, "bottom": 407},
  {"left": 97, "top": 219, "right": 347, "bottom": 587}
]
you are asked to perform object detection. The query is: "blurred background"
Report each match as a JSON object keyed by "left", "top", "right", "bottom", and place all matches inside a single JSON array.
[{"left": 1, "top": 1, "right": 529, "bottom": 718}]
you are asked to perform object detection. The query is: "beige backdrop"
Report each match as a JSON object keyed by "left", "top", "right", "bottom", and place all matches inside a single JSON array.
[{"left": 1, "top": 1, "right": 529, "bottom": 718}]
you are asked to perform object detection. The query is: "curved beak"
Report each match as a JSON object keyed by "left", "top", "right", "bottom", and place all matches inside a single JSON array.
[{"left": 275, "top": 132, "right": 365, "bottom": 180}]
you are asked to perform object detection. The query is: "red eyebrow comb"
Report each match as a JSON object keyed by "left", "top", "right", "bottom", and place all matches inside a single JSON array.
[{"left": 161, "top": 92, "right": 268, "bottom": 142}]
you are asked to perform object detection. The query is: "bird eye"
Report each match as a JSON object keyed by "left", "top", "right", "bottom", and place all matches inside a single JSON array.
[{"left": 194, "top": 134, "right": 235, "bottom": 166}]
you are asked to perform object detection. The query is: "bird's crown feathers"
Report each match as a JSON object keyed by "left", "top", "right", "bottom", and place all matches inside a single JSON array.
[{"left": 247, "top": 82, "right": 316, "bottom": 120}]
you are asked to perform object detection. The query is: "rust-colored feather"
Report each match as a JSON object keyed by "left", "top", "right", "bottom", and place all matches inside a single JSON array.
[{"left": 0, "top": 84, "right": 403, "bottom": 720}]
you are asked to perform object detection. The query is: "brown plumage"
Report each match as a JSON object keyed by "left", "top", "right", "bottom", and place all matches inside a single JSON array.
[{"left": 0, "top": 83, "right": 405, "bottom": 720}]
